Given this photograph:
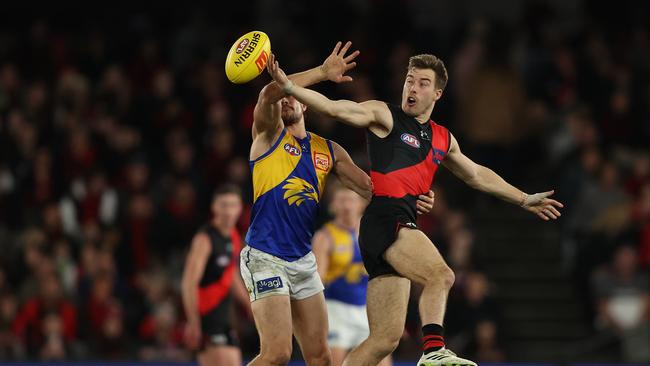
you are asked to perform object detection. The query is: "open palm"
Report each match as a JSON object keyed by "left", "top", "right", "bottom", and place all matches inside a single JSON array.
[{"left": 321, "top": 41, "right": 360, "bottom": 83}]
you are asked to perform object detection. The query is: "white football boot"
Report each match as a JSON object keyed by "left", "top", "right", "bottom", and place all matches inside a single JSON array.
[{"left": 417, "top": 348, "right": 478, "bottom": 366}]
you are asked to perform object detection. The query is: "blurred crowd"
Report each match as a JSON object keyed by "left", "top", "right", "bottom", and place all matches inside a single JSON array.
[{"left": 0, "top": 1, "right": 649, "bottom": 362}]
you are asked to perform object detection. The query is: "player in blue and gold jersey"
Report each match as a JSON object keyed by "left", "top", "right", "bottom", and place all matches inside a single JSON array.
[
  {"left": 240, "top": 42, "right": 366, "bottom": 366},
  {"left": 313, "top": 185, "right": 393, "bottom": 366}
]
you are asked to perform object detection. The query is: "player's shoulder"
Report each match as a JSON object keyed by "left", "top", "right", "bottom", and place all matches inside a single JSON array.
[{"left": 313, "top": 224, "right": 334, "bottom": 244}]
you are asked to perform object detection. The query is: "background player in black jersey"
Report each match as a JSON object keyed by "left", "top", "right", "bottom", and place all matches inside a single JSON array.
[
  {"left": 181, "top": 184, "right": 251, "bottom": 366},
  {"left": 267, "top": 52, "right": 564, "bottom": 366}
]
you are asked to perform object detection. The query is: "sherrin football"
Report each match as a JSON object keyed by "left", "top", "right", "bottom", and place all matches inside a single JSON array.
[{"left": 225, "top": 31, "right": 271, "bottom": 84}]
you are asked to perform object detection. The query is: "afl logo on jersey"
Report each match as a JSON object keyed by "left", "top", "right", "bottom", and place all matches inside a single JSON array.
[
  {"left": 401, "top": 133, "right": 421, "bottom": 148},
  {"left": 284, "top": 143, "right": 301, "bottom": 156}
]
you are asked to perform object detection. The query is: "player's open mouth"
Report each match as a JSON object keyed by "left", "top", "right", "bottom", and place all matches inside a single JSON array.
[{"left": 407, "top": 96, "right": 416, "bottom": 106}]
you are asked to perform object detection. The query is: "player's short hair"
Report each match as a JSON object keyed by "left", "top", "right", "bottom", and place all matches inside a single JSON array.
[
  {"left": 408, "top": 54, "right": 448, "bottom": 91},
  {"left": 212, "top": 183, "right": 242, "bottom": 201}
]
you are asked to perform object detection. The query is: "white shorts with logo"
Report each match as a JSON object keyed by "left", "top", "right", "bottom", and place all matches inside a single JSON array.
[
  {"left": 326, "top": 299, "right": 369, "bottom": 350},
  {"left": 240, "top": 245, "right": 324, "bottom": 302}
]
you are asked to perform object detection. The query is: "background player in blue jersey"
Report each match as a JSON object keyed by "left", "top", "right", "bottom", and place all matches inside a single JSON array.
[
  {"left": 268, "top": 51, "right": 564, "bottom": 366},
  {"left": 181, "top": 184, "right": 251, "bottom": 366},
  {"left": 240, "top": 42, "right": 435, "bottom": 366},
  {"left": 313, "top": 183, "right": 394, "bottom": 366}
]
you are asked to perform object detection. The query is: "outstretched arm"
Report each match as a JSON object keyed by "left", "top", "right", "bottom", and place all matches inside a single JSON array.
[
  {"left": 267, "top": 54, "right": 393, "bottom": 135},
  {"left": 442, "top": 134, "right": 564, "bottom": 221},
  {"left": 253, "top": 42, "right": 360, "bottom": 140}
]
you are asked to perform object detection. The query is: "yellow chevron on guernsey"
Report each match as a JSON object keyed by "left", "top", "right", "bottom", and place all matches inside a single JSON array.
[{"left": 283, "top": 177, "right": 319, "bottom": 206}]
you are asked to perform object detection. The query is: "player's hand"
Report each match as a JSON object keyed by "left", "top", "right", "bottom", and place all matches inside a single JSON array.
[
  {"left": 520, "top": 190, "right": 564, "bottom": 221},
  {"left": 184, "top": 320, "right": 202, "bottom": 350},
  {"left": 321, "top": 41, "right": 360, "bottom": 83},
  {"left": 266, "top": 53, "right": 292, "bottom": 91},
  {"left": 416, "top": 190, "right": 435, "bottom": 215}
]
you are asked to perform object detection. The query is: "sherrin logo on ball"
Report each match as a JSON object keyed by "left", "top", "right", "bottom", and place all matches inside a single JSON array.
[{"left": 225, "top": 31, "right": 271, "bottom": 84}]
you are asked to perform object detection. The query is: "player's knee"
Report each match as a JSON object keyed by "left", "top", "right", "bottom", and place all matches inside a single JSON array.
[
  {"left": 304, "top": 345, "right": 331, "bottom": 365},
  {"left": 440, "top": 265, "right": 455, "bottom": 289},
  {"left": 369, "top": 332, "right": 400, "bottom": 357},
  {"left": 260, "top": 345, "right": 292, "bottom": 365},
  {"left": 422, "top": 264, "right": 455, "bottom": 290}
]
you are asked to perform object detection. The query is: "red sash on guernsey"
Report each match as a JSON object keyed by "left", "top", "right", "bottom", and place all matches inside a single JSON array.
[{"left": 198, "top": 229, "right": 241, "bottom": 315}]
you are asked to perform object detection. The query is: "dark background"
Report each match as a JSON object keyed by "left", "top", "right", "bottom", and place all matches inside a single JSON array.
[{"left": 0, "top": 0, "right": 649, "bottom": 363}]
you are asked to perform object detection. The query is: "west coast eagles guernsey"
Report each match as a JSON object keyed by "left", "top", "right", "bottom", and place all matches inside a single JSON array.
[
  {"left": 322, "top": 223, "right": 368, "bottom": 306},
  {"left": 246, "top": 129, "right": 335, "bottom": 261}
]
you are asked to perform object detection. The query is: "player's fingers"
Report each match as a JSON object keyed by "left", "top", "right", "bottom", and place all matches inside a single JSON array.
[
  {"left": 547, "top": 199, "right": 564, "bottom": 208},
  {"left": 339, "top": 41, "right": 352, "bottom": 56},
  {"left": 332, "top": 41, "right": 342, "bottom": 55},
  {"left": 539, "top": 190, "right": 555, "bottom": 199},
  {"left": 267, "top": 53, "right": 274, "bottom": 71},
  {"left": 344, "top": 61, "right": 357, "bottom": 71},
  {"left": 537, "top": 211, "right": 549, "bottom": 221},
  {"left": 544, "top": 209, "right": 557, "bottom": 219},
  {"left": 340, "top": 76, "right": 353, "bottom": 83},
  {"left": 548, "top": 206, "right": 561, "bottom": 217},
  {"left": 344, "top": 50, "right": 360, "bottom": 63}
]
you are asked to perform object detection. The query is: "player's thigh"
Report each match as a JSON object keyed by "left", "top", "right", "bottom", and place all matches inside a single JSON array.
[
  {"left": 383, "top": 228, "right": 450, "bottom": 285},
  {"left": 251, "top": 295, "right": 293, "bottom": 352},
  {"left": 291, "top": 291, "right": 329, "bottom": 358},
  {"left": 366, "top": 275, "right": 410, "bottom": 340},
  {"left": 199, "top": 345, "right": 242, "bottom": 366}
]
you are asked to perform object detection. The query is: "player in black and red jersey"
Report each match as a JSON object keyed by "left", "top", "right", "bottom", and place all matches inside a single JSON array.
[
  {"left": 181, "top": 184, "right": 250, "bottom": 366},
  {"left": 267, "top": 52, "right": 564, "bottom": 366}
]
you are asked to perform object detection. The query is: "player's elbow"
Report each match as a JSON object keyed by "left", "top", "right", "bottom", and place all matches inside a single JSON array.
[
  {"left": 465, "top": 174, "right": 482, "bottom": 190},
  {"left": 181, "top": 275, "right": 198, "bottom": 292},
  {"left": 325, "top": 100, "right": 345, "bottom": 119},
  {"left": 258, "top": 85, "right": 274, "bottom": 104},
  {"left": 360, "top": 176, "right": 373, "bottom": 199}
]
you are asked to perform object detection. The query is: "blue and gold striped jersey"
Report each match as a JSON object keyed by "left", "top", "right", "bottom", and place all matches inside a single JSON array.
[
  {"left": 322, "top": 222, "right": 368, "bottom": 305},
  {"left": 245, "top": 129, "right": 335, "bottom": 261}
]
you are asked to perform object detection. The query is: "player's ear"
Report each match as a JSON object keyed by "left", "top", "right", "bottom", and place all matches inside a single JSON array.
[
  {"left": 300, "top": 103, "right": 307, "bottom": 112},
  {"left": 434, "top": 88, "right": 443, "bottom": 101}
]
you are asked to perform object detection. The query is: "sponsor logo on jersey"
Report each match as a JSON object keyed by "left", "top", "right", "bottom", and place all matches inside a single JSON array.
[
  {"left": 256, "top": 276, "right": 283, "bottom": 293},
  {"left": 210, "top": 334, "right": 228, "bottom": 345},
  {"left": 432, "top": 148, "right": 446, "bottom": 165},
  {"left": 282, "top": 176, "right": 319, "bottom": 206},
  {"left": 216, "top": 255, "right": 230, "bottom": 267},
  {"left": 314, "top": 152, "right": 330, "bottom": 171},
  {"left": 284, "top": 143, "right": 301, "bottom": 156},
  {"left": 401, "top": 133, "right": 421, "bottom": 148}
]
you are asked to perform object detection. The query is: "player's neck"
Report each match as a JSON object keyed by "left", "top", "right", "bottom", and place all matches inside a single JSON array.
[
  {"left": 212, "top": 220, "right": 231, "bottom": 237},
  {"left": 286, "top": 121, "right": 307, "bottom": 139},
  {"left": 415, "top": 103, "right": 436, "bottom": 124},
  {"left": 334, "top": 217, "right": 360, "bottom": 231}
]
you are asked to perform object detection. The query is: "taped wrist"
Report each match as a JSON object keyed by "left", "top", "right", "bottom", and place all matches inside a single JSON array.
[{"left": 283, "top": 81, "right": 295, "bottom": 95}]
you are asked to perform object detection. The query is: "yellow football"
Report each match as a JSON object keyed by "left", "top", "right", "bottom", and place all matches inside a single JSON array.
[{"left": 225, "top": 31, "right": 271, "bottom": 84}]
